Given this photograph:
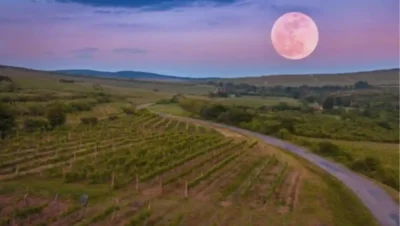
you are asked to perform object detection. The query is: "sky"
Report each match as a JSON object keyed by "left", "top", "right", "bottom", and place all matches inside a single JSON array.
[{"left": 0, "top": 0, "right": 398, "bottom": 77}]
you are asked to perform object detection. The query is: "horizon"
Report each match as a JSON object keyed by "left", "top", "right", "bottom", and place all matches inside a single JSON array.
[
  {"left": 2, "top": 64, "right": 399, "bottom": 79},
  {"left": 0, "top": 0, "right": 399, "bottom": 77}
]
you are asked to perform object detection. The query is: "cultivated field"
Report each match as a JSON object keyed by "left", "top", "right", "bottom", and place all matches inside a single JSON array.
[{"left": 0, "top": 110, "right": 377, "bottom": 226}]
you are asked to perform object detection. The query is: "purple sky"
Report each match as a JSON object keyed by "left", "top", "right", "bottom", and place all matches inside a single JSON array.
[{"left": 0, "top": 0, "right": 398, "bottom": 77}]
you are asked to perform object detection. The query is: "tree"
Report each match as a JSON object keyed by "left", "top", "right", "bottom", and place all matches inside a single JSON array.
[
  {"left": 322, "top": 97, "right": 334, "bottom": 110},
  {"left": 354, "top": 81, "right": 370, "bottom": 89},
  {"left": 46, "top": 103, "right": 66, "bottom": 128},
  {"left": 0, "top": 103, "right": 16, "bottom": 139}
]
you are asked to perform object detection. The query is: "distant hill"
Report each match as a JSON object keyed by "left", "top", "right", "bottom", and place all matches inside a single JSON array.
[
  {"left": 54, "top": 69, "right": 213, "bottom": 82},
  {"left": 55, "top": 68, "right": 399, "bottom": 87},
  {"left": 0, "top": 65, "right": 397, "bottom": 87}
]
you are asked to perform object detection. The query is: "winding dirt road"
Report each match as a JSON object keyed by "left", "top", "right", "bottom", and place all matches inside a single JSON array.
[{"left": 138, "top": 104, "right": 400, "bottom": 226}]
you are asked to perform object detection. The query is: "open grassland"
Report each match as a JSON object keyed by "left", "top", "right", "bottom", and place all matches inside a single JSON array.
[{"left": 0, "top": 110, "right": 377, "bottom": 226}]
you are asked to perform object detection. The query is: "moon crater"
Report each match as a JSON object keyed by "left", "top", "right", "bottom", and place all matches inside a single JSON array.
[{"left": 271, "top": 12, "right": 319, "bottom": 60}]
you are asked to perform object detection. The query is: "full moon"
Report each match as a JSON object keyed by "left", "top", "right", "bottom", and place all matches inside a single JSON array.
[{"left": 271, "top": 12, "right": 319, "bottom": 60}]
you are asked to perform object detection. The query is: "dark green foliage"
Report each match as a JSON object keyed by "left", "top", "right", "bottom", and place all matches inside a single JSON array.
[
  {"left": 59, "top": 79, "right": 75, "bottom": 83},
  {"left": 67, "top": 101, "right": 93, "bottom": 112},
  {"left": 322, "top": 97, "right": 334, "bottom": 110},
  {"left": 354, "top": 81, "right": 370, "bottom": 89},
  {"left": 23, "top": 118, "right": 49, "bottom": 132},
  {"left": 80, "top": 117, "right": 98, "bottom": 125},
  {"left": 216, "top": 107, "right": 253, "bottom": 125},
  {"left": 27, "top": 104, "right": 46, "bottom": 116},
  {"left": 108, "top": 114, "right": 119, "bottom": 121},
  {"left": 0, "top": 103, "right": 16, "bottom": 139},
  {"left": 122, "top": 106, "right": 136, "bottom": 115},
  {"left": 200, "top": 104, "right": 227, "bottom": 120},
  {"left": 46, "top": 102, "right": 66, "bottom": 128},
  {"left": 0, "top": 75, "right": 12, "bottom": 82}
]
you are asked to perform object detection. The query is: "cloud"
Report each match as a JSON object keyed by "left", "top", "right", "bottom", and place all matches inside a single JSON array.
[
  {"left": 54, "top": 0, "right": 237, "bottom": 10},
  {"left": 72, "top": 47, "right": 99, "bottom": 59},
  {"left": 113, "top": 48, "right": 147, "bottom": 54}
]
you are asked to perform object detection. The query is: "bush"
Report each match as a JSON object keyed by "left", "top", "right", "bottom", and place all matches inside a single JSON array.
[
  {"left": 27, "top": 105, "right": 46, "bottom": 116},
  {"left": 108, "top": 115, "right": 119, "bottom": 121},
  {"left": 46, "top": 103, "right": 66, "bottom": 128},
  {"left": 0, "top": 103, "right": 16, "bottom": 139},
  {"left": 23, "top": 118, "right": 49, "bottom": 132},
  {"left": 68, "top": 101, "right": 93, "bottom": 112},
  {"left": 122, "top": 107, "right": 135, "bottom": 115},
  {"left": 80, "top": 117, "right": 98, "bottom": 125},
  {"left": 277, "top": 128, "right": 291, "bottom": 139}
]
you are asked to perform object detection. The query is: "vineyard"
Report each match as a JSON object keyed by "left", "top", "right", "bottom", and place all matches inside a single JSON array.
[{"left": 0, "top": 109, "right": 303, "bottom": 226}]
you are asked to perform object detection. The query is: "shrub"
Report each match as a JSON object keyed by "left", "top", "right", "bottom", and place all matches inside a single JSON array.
[
  {"left": 108, "top": 115, "right": 119, "bottom": 121},
  {"left": 80, "top": 117, "right": 98, "bottom": 125},
  {"left": 122, "top": 107, "right": 135, "bottom": 115},
  {"left": 68, "top": 101, "right": 93, "bottom": 112},
  {"left": 0, "top": 103, "right": 16, "bottom": 139},
  {"left": 277, "top": 128, "right": 291, "bottom": 139},
  {"left": 46, "top": 103, "right": 66, "bottom": 128},
  {"left": 23, "top": 118, "right": 49, "bottom": 132},
  {"left": 27, "top": 105, "right": 46, "bottom": 116}
]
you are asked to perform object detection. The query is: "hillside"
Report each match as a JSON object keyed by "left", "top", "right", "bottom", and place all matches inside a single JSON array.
[
  {"left": 1, "top": 65, "right": 398, "bottom": 87},
  {"left": 54, "top": 69, "right": 205, "bottom": 82},
  {"left": 56, "top": 68, "right": 399, "bottom": 86}
]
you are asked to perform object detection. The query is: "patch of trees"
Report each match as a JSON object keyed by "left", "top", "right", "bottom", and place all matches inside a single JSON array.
[
  {"left": 80, "top": 117, "right": 98, "bottom": 125},
  {"left": 178, "top": 97, "right": 398, "bottom": 142},
  {"left": 0, "top": 94, "right": 89, "bottom": 103},
  {"left": 205, "top": 81, "right": 372, "bottom": 100},
  {"left": 0, "top": 75, "right": 12, "bottom": 82},
  {"left": 59, "top": 79, "right": 75, "bottom": 83},
  {"left": 23, "top": 118, "right": 49, "bottom": 132},
  {"left": 0, "top": 103, "right": 16, "bottom": 139}
]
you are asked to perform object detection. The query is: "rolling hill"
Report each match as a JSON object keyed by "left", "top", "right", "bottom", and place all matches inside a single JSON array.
[
  {"left": 54, "top": 69, "right": 212, "bottom": 82},
  {"left": 0, "top": 65, "right": 398, "bottom": 87},
  {"left": 55, "top": 68, "right": 399, "bottom": 86}
]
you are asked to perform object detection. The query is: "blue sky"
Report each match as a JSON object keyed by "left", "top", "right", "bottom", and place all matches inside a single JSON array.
[{"left": 0, "top": 0, "right": 398, "bottom": 77}]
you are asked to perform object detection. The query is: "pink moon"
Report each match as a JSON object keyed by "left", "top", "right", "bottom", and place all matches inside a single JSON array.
[{"left": 271, "top": 12, "right": 319, "bottom": 60}]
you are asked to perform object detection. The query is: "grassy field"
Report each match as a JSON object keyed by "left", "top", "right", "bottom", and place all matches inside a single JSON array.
[
  {"left": 0, "top": 111, "right": 378, "bottom": 226},
  {"left": 297, "top": 137, "right": 399, "bottom": 171}
]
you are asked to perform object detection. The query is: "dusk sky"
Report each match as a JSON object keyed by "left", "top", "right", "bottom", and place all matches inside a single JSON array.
[{"left": 0, "top": 0, "right": 398, "bottom": 77}]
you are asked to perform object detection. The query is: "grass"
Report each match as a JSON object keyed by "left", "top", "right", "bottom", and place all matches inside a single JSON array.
[
  {"left": 295, "top": 136, "right": 399, "bottom": 176},
  {"left": 264, "top": 144, "right": 379, "bottom": 226}
]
